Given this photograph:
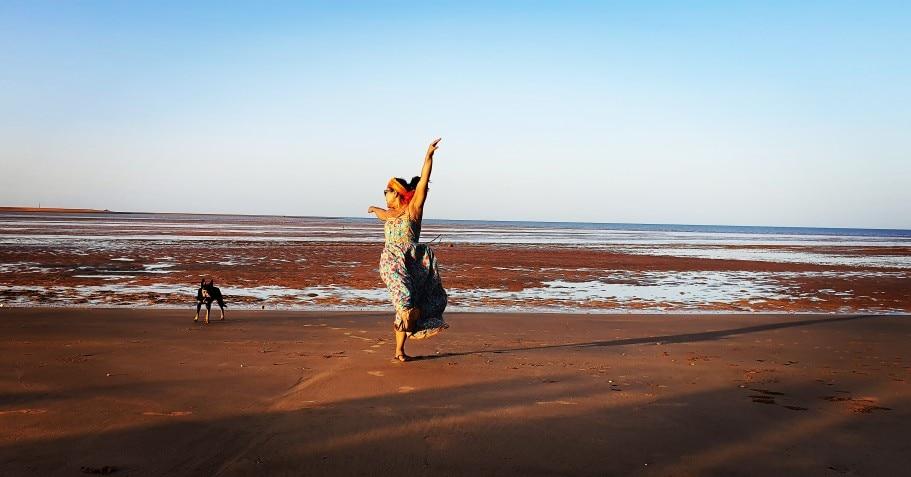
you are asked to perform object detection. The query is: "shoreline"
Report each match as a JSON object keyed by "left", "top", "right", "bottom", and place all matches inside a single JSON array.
[
  {"left": 2, "top": 303, "right": 910, "bottom": 316},
  {"left": 0, "top": 207, "right": 113, "bottom": 214},
  {"left": 3, "top": 208, "right": 908, "bottom": 233},
  {"left": 2, "top": 213, "right": 909, "bottom": 314}
]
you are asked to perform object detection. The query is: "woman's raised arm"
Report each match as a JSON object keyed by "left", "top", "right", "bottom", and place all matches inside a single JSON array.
[{"left": 409, "top": 138, "right": 441, "bottom": 217}]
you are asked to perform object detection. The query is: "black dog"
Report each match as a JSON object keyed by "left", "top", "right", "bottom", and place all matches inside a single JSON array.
[{"left": 195, "top": 279, "right": 226, "bottom": 324}]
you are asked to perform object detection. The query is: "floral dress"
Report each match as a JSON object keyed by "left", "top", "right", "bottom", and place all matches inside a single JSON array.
[{"left": 379, "top": 212, "right": 448, "bottom": 339}]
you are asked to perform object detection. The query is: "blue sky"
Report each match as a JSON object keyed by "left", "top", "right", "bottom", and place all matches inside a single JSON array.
[{"left": 1, "top": 1, "right": 909, "bottom": 228}]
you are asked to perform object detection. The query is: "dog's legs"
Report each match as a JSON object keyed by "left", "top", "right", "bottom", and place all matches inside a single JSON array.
[
  {"left": 204, "top": 302, "right": 211, "bottom": 324},
  {"left": 217, "top": 298, "right": 226, "bottom": 320},
  {"left": 194, "top": 302, "right": 202, "bottom": 322}
]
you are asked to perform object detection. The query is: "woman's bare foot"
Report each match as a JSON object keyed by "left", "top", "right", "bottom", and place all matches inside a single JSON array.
[{"left": 393, "top": 353, "right": 412, "bottom": 362}]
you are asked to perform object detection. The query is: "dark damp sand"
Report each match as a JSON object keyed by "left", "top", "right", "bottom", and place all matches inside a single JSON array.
[
  {"left": 1, "top": 309, "right": 908, "bottom": 476},
  {"left": 0, "top": 207, "right": 112, "bottom": 213}
]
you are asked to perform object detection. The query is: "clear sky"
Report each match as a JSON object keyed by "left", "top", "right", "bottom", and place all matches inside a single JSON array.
[{"left": 1, "top": 1, "right": 909, "bottom": 228}]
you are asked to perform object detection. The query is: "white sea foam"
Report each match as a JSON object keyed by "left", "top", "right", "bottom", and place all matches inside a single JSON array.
[
  {"left": 2, "top": 269, "right": 905, "bottom": 313},
  {"left": 448, "top": 271, "right": 791, "bottom": 306},
  {"left": 0, "top": 283, "right": 390, "bottom": 307},
  {"left": 610, "top": 246, "right": 911, "bottom": 269},
  {"left": 0, "top": 262, "right": 55, "bottom": 274},
  {"left": 142, "top": 263, "right": 175, "bottom": 273}
]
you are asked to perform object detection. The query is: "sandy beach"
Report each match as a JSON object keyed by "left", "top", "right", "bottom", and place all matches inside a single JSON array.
[
  {"left": 1, "top": 308, "right": 908, "bottom": 476},
  {"left": 4, "top": 1, "right": 910, "bottom": 476}
]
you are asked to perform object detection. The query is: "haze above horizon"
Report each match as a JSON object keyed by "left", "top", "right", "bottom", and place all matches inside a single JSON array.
[{"left": 1, "top": 1, "right": 909, "bottom": 229}]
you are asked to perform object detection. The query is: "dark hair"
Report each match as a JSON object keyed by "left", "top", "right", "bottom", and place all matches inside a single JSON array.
[{"left": 392, "top": 176, "right": 421, "bottom": 192}]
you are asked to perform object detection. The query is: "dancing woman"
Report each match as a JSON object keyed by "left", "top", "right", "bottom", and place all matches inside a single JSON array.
[{"left": 368, "top": 138, "right": 449, "bottom": 362}]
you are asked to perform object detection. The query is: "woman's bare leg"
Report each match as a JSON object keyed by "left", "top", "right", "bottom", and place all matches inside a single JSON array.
[
  {"left": 394, "top": 307, "right": 421, "bottom": 361},
  {"left": 394, "top": 329, "right": 407, "bottom": 360}
]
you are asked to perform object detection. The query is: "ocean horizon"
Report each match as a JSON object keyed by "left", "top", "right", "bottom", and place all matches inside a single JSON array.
[{"left": 6, "top": 209, "right": 911, "bottom": 237}]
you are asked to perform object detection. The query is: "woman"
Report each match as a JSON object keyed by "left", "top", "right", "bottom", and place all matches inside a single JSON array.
[{"left": 368, "top": 138, "right": 449, "bottom": 362}]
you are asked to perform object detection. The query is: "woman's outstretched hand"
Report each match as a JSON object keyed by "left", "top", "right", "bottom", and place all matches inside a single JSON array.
[{"left": 426, "top": 138, "right": 441, "bottom": 158}]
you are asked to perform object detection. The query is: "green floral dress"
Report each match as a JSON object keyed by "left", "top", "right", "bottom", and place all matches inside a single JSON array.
[{"left": 379, "top": 212, "right": 448, "bottom": 339}]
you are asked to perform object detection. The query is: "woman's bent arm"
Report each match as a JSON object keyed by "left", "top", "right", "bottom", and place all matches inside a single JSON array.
[{"left": 368, "top": 206, "right": 394, "bottom": 221}]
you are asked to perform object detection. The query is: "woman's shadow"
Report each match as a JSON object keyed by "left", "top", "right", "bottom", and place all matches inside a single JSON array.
[{"left": 417, "top": 314, "right": 879, "bottom": 361}]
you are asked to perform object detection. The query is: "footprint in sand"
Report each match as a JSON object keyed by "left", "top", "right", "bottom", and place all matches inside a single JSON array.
[
  {"left": 820, "top": 395, "right": 892, "bottom": 414},
  {"left": 744, "top": 388, "right": 810, "bottom": 410},
  {"left": 852, "top": 403, "right": 891, "bottom": 414},
  {"left": 746, "top": 388, "right": 786, "bottom": 405},
  {"left": 345, "top": 333, "right": 372, "bottom": 342},
  {"left": 142, "top": 411, "right": 192, "bottom": 417},
  {"left": 367, "top": 371, "right": 384, "bottom": 377},
  {"left": 750, "top": 388, "right": 785, "bottom": 396},
  {"left": 749, "top": 395, "right": 777, "bottom": 404},
  {"left": 0, "top": 408, "right": 47, "bottom": 416},
  {"left": 80, "top": 465, "right": 118, "bottom": 475}
]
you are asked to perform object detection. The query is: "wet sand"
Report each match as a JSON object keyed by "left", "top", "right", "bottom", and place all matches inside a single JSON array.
[
  {"left": 1, "top": 308, "right": 908, "bottom": 476},
  {"left": 2, "top": 241, "right": 910, "bottom": 313},
  {"left": 2, "top": 211, "right": 909, "bottom": 313}
]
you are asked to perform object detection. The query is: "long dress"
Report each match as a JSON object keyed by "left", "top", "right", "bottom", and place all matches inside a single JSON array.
[{"left": 379, "top": 212, "right": 448, "bottom": 339}]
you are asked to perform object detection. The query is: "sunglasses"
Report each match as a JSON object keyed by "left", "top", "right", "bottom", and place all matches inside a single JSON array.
[{"left": 383, "top": 188, "right": 394, "bottom": 195}]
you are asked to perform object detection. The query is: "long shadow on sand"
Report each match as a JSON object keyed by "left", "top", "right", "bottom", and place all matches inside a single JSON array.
[
  {"left": 420, "top": 314, "right": 883, "bottom": 361},
  {"left": 1, "top": 367, "right": 907, "bottom": 476}
]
